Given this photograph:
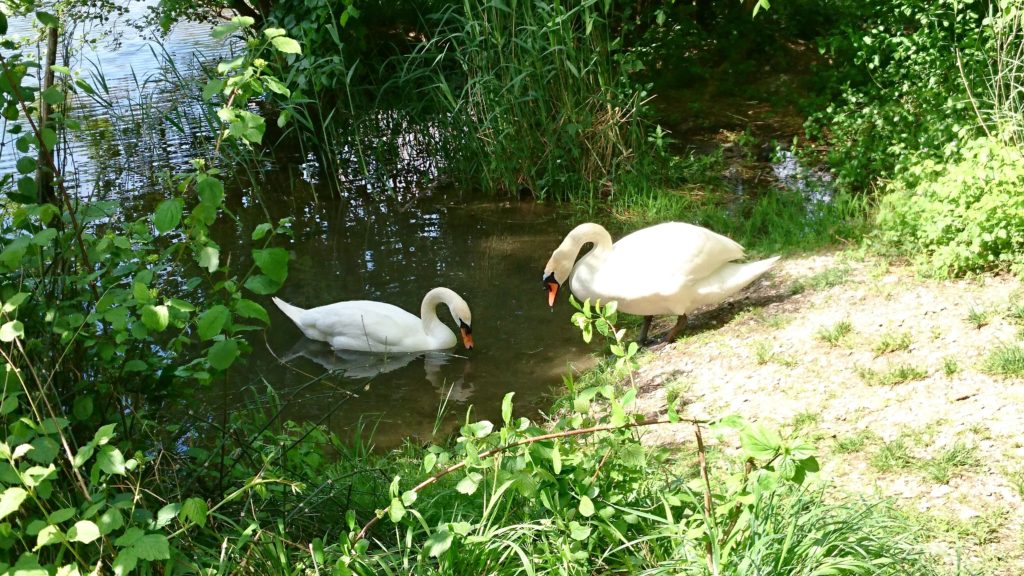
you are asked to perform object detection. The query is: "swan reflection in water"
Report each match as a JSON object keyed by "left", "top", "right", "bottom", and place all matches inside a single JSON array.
[{"left": 279, "top": 339, "right": 475, "bottom": 403}]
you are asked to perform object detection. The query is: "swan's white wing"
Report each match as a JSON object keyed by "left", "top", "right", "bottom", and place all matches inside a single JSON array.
[
  {"left": 603, "top": 222, "right": 745, "bottom": 296},
  {"left": 301, "top": 301, "right": 421, "bottom": 351}
]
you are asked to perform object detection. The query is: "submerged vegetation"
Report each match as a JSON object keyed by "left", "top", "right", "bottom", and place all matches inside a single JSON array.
[{"left": 0, "top": 0, "right": 1022, "bottom": 573}]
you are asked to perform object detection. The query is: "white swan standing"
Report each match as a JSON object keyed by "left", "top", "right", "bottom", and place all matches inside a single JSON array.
[
  {"left": 543, "top": 222, "right": 779, "bottom": 343},
  {"left": 272, "top": 287, "right": 473, "bottom": 353}
]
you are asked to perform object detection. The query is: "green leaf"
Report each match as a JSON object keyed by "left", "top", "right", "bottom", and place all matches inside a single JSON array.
[
  {"left": 401, "top": 490, "right": 417, "bottom": 506},
  {"left": 263, "top": 76, "right": 290, "bottom": 96},
  {"left": 271, "top": 35, "right": 302, "bottom": 54},
  {"left": 141, "top": 304, "right": 170, "bottom": 332},
  {"left": 68, "top": 520, "right": 101, "bottom": 544},
  {"left": 97, "top": 445, "right": 127, "bottom": 475},
  {"left": 34, "top": 524, "right": 63, "bottom": 549},
  {"left": 114, "top": 526, "right": 145, "bottom": 547},
  {"left": 253, "top": 247, "right": 289, "bottom": 282},
  {"left": 198, "top": 245, "right": 220, "bottom": 273},
  {"left": 36, "top": 11, "right": 59, "bottom": 27},
  {"left": 461, "top": 420, "right": 493, "bottom": 439},
  {"left": 16, "top": 156, "right": 36, "bottom": 174},
  {"left": 31, "top": 227, "right": 57, "bottom": 246},
  {"left": 29, "top": 436, "right": 59, "bottom": 464},
  {"left": 15, "top": 175, "right": 37, "bottom": 202},
  {"left": 122, "top": 359, "right": 147, "bottom": 373},
  {"left": 197, "top": 305, "right": 230, "bottom": 340},
  {"left": 98, "top": 508, "right": 124, "bottom": 534},
  {"left": 0, "top": 12, "right": 7, "bottom": 35},
  {"left": 425, "top": 530, "right": 453, "bottom": 558},
  {"left": 243, "top": 274, "right": 281, "bottom": 295},
  {"left": 196, "top": 176, "right": 224, "bottom": 207},
  {"left": 48, "top": 507, "right": 76, "bottom": 524},
  {"left": 388, "top": 497, "right": 405, "bottom": 522},
  {"left": 741, "top": 423, "right": 783, "bottom": 460},
  {"left": 552, "top": 440, "right": 562, "bottom": 475},
  {"left": 179, "top": 497, "right": 208, "bottom": 528},
  {"left": 2, "top": 292, "right": 29, "bottom": 312},
  {"left": 501, "top": 392, "right": 515, "bottom": 425},
  {"left": 112, "top": 549, "right": 138, "bottom": 576},
  {"left": 0, "top": 320, "right": 24, "bottom": 342},
  {"left": 569, "top": 521, "right": 591, "bottom": 541},
  {"left": 72, "top": 444, "right": 94, "bottom": 468},
  {"left": 72, "top": 396, "right": 93, "bottom": 421},
  {"left": 93, "top": 423, "right": 117, "bottom": 445},
  {"left": 201, "top": 78, "right": 225, "bottom": 102},
  {"left": 263, "top": 27, "right": 286, "bottom": 38},
  {"left": 578, "top": 495, "right": 595, "bottom": 517},
  {"left": 423, "top": 452, "right": 437, "bottom": 473},
  {"left": 251, "top": 222, "right": 272, "bottom": 240},
  {"left": 42, "top": 86, "right": 64, "bottom": 105},
  {"left": 154, "top": 503, "right": 180, "bottom": 529},
  {"left": 207, "top": 338, "right": 240, "bottom": 370},
  {"left": 40, "top": 127, "right": 57, "bottom": 150},
  {"left": 0, "top": 487, "right": 28, "bottom": 520},
  {"left": 234, "top": 299, "right": 269, "bottom": 325},
  {"left": 456, "top": 472, "right": 482, "bottom": 495},
  {"left": 153, "top": 198, "right": 183, "bottom": 234}
]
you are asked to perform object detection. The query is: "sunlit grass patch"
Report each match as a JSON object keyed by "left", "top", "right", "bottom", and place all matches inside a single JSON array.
[
  {"left": 816, "top": 320, "right": 854, "bottom": 346},
  {"left": 873, "top": 329, "right": 913, "bottom": 355},
  {"left": 833, "top": 429, "right": 878, "bottom": 454},
  {"left": 982, "top": 343, "right": 1024, "bottom": 377},
  {"left": 857, "top": 363, "right": 928, "bottom": 386}
]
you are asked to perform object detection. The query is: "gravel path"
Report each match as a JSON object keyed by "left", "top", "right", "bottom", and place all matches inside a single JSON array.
[{"left": 630, "top": 251, "right": 1024, "bottom": 574}]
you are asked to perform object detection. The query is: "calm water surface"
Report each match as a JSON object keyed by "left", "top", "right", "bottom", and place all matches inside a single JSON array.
[{"left": 218, "top": 183, "right": 596, "bottom": 448}]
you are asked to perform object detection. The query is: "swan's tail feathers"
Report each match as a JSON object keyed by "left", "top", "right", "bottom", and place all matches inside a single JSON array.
[
  {"left": 271, "top": 296, "right": 306, "bottom": 328},
  {"left": 693, "top": 256, "right": 781, "bottom": 305}
]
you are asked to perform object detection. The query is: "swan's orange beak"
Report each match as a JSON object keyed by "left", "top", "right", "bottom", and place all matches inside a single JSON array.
[
  {"left": 459, "top": 322, "right": 474, "bottom": 350},
  {"left": 544, "top": 272, "right": 559, "bottom": 308}
]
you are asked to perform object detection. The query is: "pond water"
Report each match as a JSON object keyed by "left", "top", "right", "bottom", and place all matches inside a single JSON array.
[{"left": 216, "top": 180, "right": 597, "bottom": 448}]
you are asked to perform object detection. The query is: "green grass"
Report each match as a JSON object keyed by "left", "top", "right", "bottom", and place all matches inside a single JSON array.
[
  {"left": 816, "top": 320, "right": 854, "bottom": 346},
  {"left": 966, "top": 306, "right": 992, "bottom": 329},
  {"left": 873, "top": 329, "right": 913, "bottom": 355},
  {"left": 982, "top": 343, "right": 1024, "bottom": 376},
  {"left": 833, "top": 429, "right": 878, "bottom": 454},
  {"left": 611, "top": 184, "right": 869, "bottom": 256},
  {"left": 790, "top": 264, "right": 853, "bottom": 295},
  {"left": 857, "top": 363, "right": 929, "bottom": 386},
  {"left": 942, "top": 356, "right": 959, "bottom": 376},
  {"left": 1005, "top": 300, "right": 1024, "bottom": 323},
  {"left": 871, "top": 437, "right": 915, "bottom": 472},
  {"left": 790, "top": 411, "right": 821, "bottom": 433},
  {"left": 922, "top": 441, "right": 979, "bottom": 484},
  {"left": 765, "top": 313, "right": 793, "bottom": 329},
  {"left": 753, "top": 340, "right": 797, "bottom": 366}
]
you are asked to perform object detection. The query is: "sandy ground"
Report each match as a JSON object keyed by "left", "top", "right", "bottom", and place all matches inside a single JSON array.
[{"left": 629, "top": 251, "right": 1024, "bottom": 575}]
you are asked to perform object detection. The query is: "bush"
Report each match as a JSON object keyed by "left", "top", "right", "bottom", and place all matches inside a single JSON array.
[{"left": 873, "top": 137, "right": 1024, "bottom": 276}]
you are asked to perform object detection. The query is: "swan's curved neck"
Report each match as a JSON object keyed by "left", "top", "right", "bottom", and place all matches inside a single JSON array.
[
  {"left": 565, "top": 222, "right": 613, "bottom": 260},
  {"left": 420, "top": 288, "right": 456, "bottom": 334}
]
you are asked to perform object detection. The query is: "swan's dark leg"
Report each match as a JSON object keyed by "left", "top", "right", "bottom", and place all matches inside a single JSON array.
[
  {"left": 665, "top": 314, "right": 688, "bottom": 342},
  {"left": 637, "top": 316, "right": 654, "bottom": 344}
]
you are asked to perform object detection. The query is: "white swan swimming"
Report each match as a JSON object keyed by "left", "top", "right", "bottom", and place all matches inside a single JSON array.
[
  {"left": 543, "top": 222, "right": 779, "bottom": 342},
  {"left": 272, "top": 287, "right": 473, "bottom": 353}
]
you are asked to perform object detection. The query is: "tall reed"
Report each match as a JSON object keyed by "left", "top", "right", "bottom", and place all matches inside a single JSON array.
[{"left": 396, "top": 0, "right": 662, "bottom": 201}]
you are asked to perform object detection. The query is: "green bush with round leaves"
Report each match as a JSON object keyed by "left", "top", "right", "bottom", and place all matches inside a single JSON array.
[{"left": 874, "top": 137, "right": 1024, "bottom": 277}]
